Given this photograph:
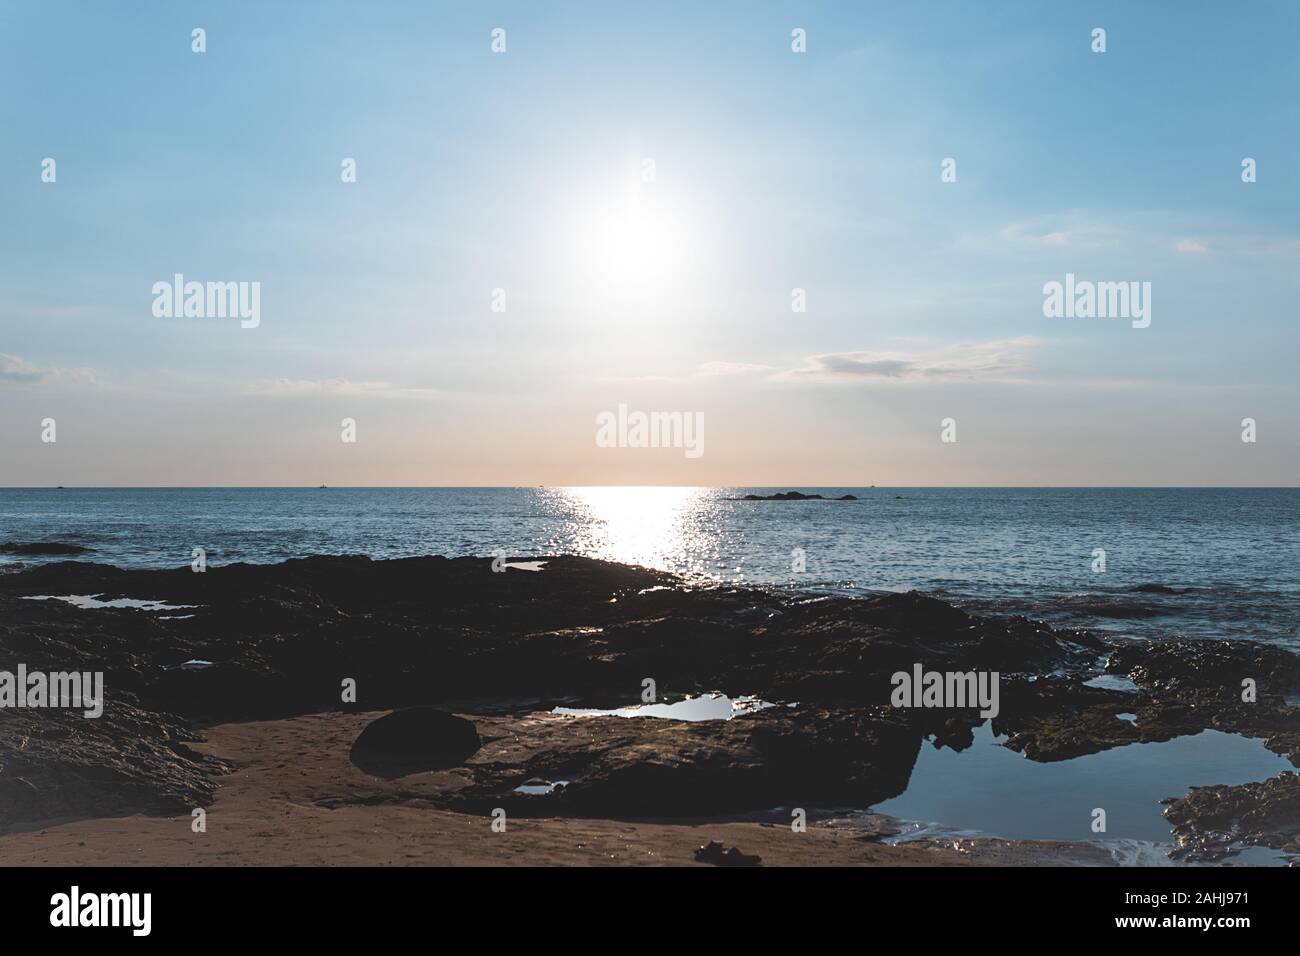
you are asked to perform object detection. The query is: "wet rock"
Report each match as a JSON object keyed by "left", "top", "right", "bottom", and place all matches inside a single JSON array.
[
  {"left": 0, "top": 542, "right": 93, "bottom": 556},
  {"left": 0, "top": 698, "right": 226, "bottom": 833},
  {"left": 0, "top": 557, "right": 1108, "bottom": 723},
  {"left": 1103, "top": 640, "right": 1300, "bottom": 763},
  {"left": 3, "top": 553, "right": 1297, "bottom": 831},
  {"left": 1108, "top": 640, "right": 1300, "bottom": 698},
  {"left": 1128, "top": 584, "right": 1189, "bottom": 595},
  {"left": 1163, "top": 772, "right": 1300, "bottom": 861},
  {"left": 996, "top": 678, "right": 1151, "bottom": 761},
  {"left": 996, "top": 670, "right": 1300, "bottom": 765}
]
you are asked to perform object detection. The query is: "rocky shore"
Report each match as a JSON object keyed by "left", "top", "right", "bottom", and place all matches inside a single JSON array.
[{"left": 1, "top": 551, "right": 1297, "bottom": 864}]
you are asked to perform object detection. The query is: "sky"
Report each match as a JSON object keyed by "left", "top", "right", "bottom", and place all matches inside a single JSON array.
[{"left": 1, "top": 0, "right": 1297, "bottom": 486}]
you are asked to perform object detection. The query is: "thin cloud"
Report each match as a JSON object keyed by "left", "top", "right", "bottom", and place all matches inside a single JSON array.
[
  {"left": 240, "top": 378, "right": 463, "bottom": 401},
  {"left": 242, "top": 378, "right": 395, "bottom": 396},
  {"left": 998, "top": 219, "right": 1126, "bottom": 250},
  {"left": 775, "top": 337, "right": 1043, "bottom": 384},
  {"left": 0, "top": 354, "right": 42, "bottom": 383},
  {"left": 0, "top": 353, "right": 101, "bottom": 388}
]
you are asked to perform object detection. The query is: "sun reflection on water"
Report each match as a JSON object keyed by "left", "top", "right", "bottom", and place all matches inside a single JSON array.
[{"left": 539, "top": 486, "right": 723, "bottom": 577}]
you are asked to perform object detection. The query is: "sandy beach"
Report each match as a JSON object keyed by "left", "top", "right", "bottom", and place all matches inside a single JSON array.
[{"left": 0, "top": 710, "right": 990, "bottom": 867}]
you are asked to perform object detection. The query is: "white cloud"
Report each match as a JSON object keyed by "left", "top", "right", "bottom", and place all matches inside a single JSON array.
[
  {"left": 775, "top": 337, "right": 1043, "bottom": 384},
  {"left": 997, "top": 218, "right": 1127, "bottom": 250},
  {"left": 0, "top": 353, "right": 101, "bottom": 388},
  {"left": 242, "top": 378, "right": 394, "bottom": 396},
  {"left": 1175, "top": 238, "right": 1208, "bottom": 254},
  {"left": 238, "top": 378, "right": 461, "bottom": 401},
  {"left": 0, "top": 353, "right": 42, "bottom": 383}
]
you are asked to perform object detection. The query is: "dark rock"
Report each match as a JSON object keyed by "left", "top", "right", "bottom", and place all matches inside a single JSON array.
[
  {"left": 737, "top": 491, "right": 851, "bottom": 501},
  {"left": 1108, "top": 640, "right": 1300, "bottom": 697},
  {"left": 0, "top": 542, "right": 93, "bottom": 556},
  {"left": 1164, "top": 772, "right": 1300, "bottom": 861},
  {"left": 351, "top": 707, "right": 481, "bottom": 775},
  {"left": 3, "top": 552, "right": 1298, "bottom": 831},
  {"left": 436, "top": 705, "right": 920, "bottom": 818},
  {"left": 998, "top": 678, "right": 1149, "bottom": 761},
  {"left": 995, "top": 650, "right": 1300, "bottom": 765},
  {"left": 0, "top": 698, "right": 226, "bottom": 833},
  {"left": 694, "top": 840, "right": 762, "bottom": 866}
]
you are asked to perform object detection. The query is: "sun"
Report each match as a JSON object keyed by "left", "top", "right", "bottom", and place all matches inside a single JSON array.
[{"left": 569, "top": 191, "right": 686, "bottom": 286}]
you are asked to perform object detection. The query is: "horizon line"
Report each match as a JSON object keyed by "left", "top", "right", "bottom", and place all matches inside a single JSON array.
[{"left": 3, "top": 485, "right": 1298, "bottom": 491}]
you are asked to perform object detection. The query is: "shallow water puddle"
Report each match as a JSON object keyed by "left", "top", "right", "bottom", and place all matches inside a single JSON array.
[
  {"left": 503, "top": 560, "right": 547, "bottom": 572},
  {"left": 22, "top": 594, "right": 198, "bottom": 612},
  {"left": 553, "top": 693, "right": 776, "bottom": 721},
  {"left": 513, "top": 780, "right": 569, "bottom": 795},
  {"left": 875, "top": 723, "right": 1293, "bottom": 852},
  {"left": 1082, "top": 673, "right": 1140, "bottom": 693}
]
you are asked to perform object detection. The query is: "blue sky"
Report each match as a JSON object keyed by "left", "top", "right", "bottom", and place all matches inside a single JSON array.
[{"left": 1, "top": 1, "right": 1296, "bottom": 485}]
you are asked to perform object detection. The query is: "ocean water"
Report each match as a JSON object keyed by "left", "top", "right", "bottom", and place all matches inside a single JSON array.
[{"left": 1, "top": 486, "right": 1296, "bottom": 648}]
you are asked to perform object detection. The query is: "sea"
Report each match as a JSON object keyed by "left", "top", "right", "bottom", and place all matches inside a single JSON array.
[{"left": 2, "top": 486, "right": 1296, "bottom": 649}]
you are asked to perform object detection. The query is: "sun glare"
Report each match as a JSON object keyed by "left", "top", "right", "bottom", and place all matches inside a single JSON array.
[
  {"left": 545, "top": 486, "right": 715, "bottom": 572},
  {"left": 568, "top": 192, "right": 688, "bottom": 286}
]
